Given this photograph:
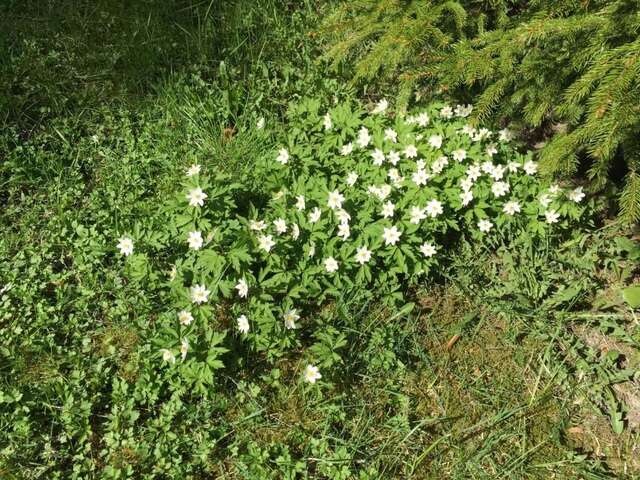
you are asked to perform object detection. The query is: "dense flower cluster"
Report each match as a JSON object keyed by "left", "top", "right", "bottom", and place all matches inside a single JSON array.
[{"left": 117, "top": 99, "right": 587, "bottom": 385}]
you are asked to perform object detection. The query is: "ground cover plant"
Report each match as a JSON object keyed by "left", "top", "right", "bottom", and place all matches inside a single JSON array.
[
  {"left": 1, "top": 0, "right": 640, "bottom": 478},
  {"left": 130, "top": 98, "right": 591, "bottom": 379}
]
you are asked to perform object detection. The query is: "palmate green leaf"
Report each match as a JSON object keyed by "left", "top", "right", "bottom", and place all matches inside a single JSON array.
[
  {"left": 151, "top": 326, "right": 180, "bottom": 347},
  {"left": 228, "top": 245, "right": 253, "bottom": 271},
  {"left": 260, "top": 272, "right": 292, "bottom": 292},
  {"left": 125, "top": 253, "right": 151, "bottom": 282},
  {"left": 253, "top": 303, "right": 277, "bottom": 333},
  {"left": 198, "top": 249, "right": 226, "bottom": 278},
  {"left": 182, "top": 362, "right": 215, "bottom": 391}
]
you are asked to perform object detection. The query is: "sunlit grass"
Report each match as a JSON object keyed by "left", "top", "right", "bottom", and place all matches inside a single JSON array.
[{"left": 0, "top": 1, "right": 638, "bottom": 478}]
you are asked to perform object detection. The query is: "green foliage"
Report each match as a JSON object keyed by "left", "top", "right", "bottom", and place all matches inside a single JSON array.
[
  {"left": 134, "top": 97, "right": 589, "bottom": 374},
  {"left": 0, "top": 0, "right": 329, "bottom": 133},
  {"left": 321, "top": 0, "right": 640, "bottom": 223},
  {"left": 448, "top": 224, "right": 640, "bottom": 438},
  {"left": 1, "top": 0, "right": 639, "bottom": 477},
  {"left": 321, "top": 0, "right": 509, "bottom": 105}
]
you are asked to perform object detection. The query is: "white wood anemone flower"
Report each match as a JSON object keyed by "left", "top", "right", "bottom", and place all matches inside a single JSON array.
[
  {"left": 303, "top": 364, "right": 322, "bottom": 384},
  {"left": 116, "top": 237, "right": 134, "bottom": 256}
]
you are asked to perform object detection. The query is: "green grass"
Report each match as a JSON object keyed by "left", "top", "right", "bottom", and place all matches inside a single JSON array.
[{"left": 1, "top": 0, "right": 639, "bottom": 478}]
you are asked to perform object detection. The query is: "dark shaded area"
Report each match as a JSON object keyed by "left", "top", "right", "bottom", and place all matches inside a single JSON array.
[
  {"left": 0, "top": 0, "right": 217, "bottom": 128},
  {"left": 0, "top": 0, "right": 323, "bottom": 195},
  {"left": 0, "top": 0, "right": 311, "bottom": 132}
]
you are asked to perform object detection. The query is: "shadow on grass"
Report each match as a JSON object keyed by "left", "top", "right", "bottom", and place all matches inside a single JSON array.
[
  {"left": 1, "top": 1, "right": 212, "bottom": 127},
  {"left": 0, "top": 0, "right": 311, "bottom": 131}
]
